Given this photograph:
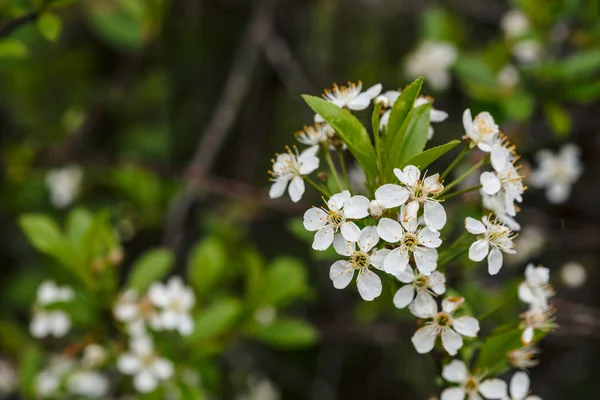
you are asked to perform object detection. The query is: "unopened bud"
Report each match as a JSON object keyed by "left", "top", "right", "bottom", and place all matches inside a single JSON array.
[
  {"left": 369, "top": 200, "right": 385, "bottom": 218},
  {"left": 107, "top": 248, "right": 124, "bottom": 266},
  {"left": 317, "top": 172, "right": 328, "bottom": 183},
  {"left": 374, "top": 95, "right": 389, "bottom": 108}
]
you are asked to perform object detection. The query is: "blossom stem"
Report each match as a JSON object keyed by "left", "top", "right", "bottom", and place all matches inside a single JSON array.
[
  {"left": 305, "top": 176, "right": 331, "bottom": 197},
  {"left": 324, "top": 149, "right": 344, "bottom": 191},
  {"left": 439, "top": 184, "right": 483, "bottom": 201},
  {"left": 337, "top": 149, "right": 351, "bottom": 190},
  {"left": 440, "top": 143, "right": 470, "bottom": 181},
  {"left": 441, "top": 158, "right": 487, "bottom": 194}
]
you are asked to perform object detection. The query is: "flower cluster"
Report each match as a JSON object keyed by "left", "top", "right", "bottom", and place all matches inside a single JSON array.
[{"left": 30, "top": 280, "right": 75, "bottom": 339}]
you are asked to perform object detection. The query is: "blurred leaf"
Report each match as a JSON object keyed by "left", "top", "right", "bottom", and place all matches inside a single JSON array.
[
  {"left": 398, "top": 104, "right": 431, "bottom": 165},
  {"left": 249, "top": 318, "right": 318, "bottom": 348},
  {"left": 422, "top": 7, "right": 464, "bottom": 43},
  {"left": 475, "top": 327, "right": 521, "bottom": 374},
  {"left": 302, "top": 95, "right": 378, "bottom": 180},
  {"left": 454, "top": 55, "right": 496, "bottom": 86},
  {"left": 37, "top": 12, "right": 62, "bottom": 42},
  {"left": 19, "top": 214, "right": 63, "bottom": 254},
  {"left": 66, "top": 208, "right": 94, "bottom": 246},
  {"left": 532, "top": 49, "right": 600, "bottom": 80},
  {"left": 188, "top": 297, "right": 242, "bottom": 342},
  {"left": 401, "top": 140, "right": 461, "bottom": 170},
  {"left": 19, "top": 345, "right": 43, "bottom": 397},
  {"left": 84, "top": 0, "right": 147, "bottom": 51},
  {"left": 544, "top": 103, "right": 571, "bottom": 137},
  {"left": 187, "top": 236, "right": 227, "bottom": 297},
  {"left": 178, "top": 382, "right": 207, "bottom": 400},
  {"left": 0, "top": 39, "right": 28, "bottom": 59},
  {"left": 502, "top": 91, "right": 534, "bottom": 122},
  {"left": 261, "top": 257, "right": 308, "bottom": 307},
  {"left": 127, "top": 249, "right": 173, "bottom": 291}
]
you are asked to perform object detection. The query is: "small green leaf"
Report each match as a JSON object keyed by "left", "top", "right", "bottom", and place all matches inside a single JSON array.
[
  {"left": 187, "top": 236, "right": 227, "bottom": 296},
  {"left": 502, "top": 91, "right": 534, "bottom": 122},
  {"left": 544, "top": 103, "right": 571, "bottom": 137},
  {"left": 249, "top": 318, "right": 318, "bottom": 348},
  {"left": 398, "top": 103, "right": 431, "bottom": 165},
  {"left": 19, "top": 214, "right": 63, "bottom": 254},
  {"left": 37, "top": 12, "right": 62, "bottom": 42},
  {"left": 475, "top": 327, "right": 522, "bottom": 374},
  {"left": 386, "top": 78, "right": 423, "bottom": 146},
  {"left": 261, "top": 257, "right": 308, "bottom": 307},
  {"left": 401, "top": 140, "right": 461, "bottom": 170},
  {"left": 302, "top": 95, "right": 378, "bottom": 180},
  {"left": 19, "top": 345, "right": 43, "bottom": 397},
  {"left": 453, "top": 56, "right": 497, "bottom": 86},
  {"left": 0, "top": 39, "right": 28, "bottom": 59},
  {"left": 188, "top": 297, "right": 242, "bottom": 342},
  {"left": 66, "top": 208, "right": 94, "bottom": 246},
  {"left": 127, "top": 249, "right": 173, "bottom": 292}
]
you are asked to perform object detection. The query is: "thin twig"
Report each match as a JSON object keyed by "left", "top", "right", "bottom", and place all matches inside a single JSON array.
[{"left": 263, "top": 33, "right": 313, "bottom": 94}]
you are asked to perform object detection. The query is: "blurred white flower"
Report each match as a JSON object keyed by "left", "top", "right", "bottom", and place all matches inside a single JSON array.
[
  {"left": 237, "top": 378, "right": 280, "bottom": 400},
  {"left": 67, "top": 371, "right": 109, "bottom": 398},
  {"left": 0, "top": 360, "right": 17, "bottom": 394},
  {"left": 367, "top": 182, "right": 410, "bottom": 219},
  {"left": 497, "top": 65, "right": 520, "bottom": 90},
  {"left": 518, "top": 264, "right": 554, "bottom": 310},
  {"left": 513, "top": 40, "right": 542, "bottom": 64},
  {"left": 329, "top": 226, "right": 386, "bottom": 301},
  {"left": 465, "top": 216, "right": 517, "bottom": 275},
  {"left": 377, "top": 216, "right": 442, "bottom": 276},
  {"left": 481, "top": 193, "right": 521, "bottom": 232},
  {"left": 35, "top": 355, "right": 74, "bottom": 398},
  {"left": 117, "top": 336, "right": 174, "bottom": 393},
  {"left": 393, "top": 267, "right": 446, "bottom": 317},
  {"left": 253, "top": 306, "right": 277, "bottom": 326},
  {"left": 530, "top": 144, "right": 582, "bottom": 204},
  {"left": 148, "top": 276, "right": 195, "bottom": 336},
  {"left": 503, "top": 371, "right": 541, "bottom": 400},
  {"left": 560, "top": 261, "right": 587, "bottom": 288},
  {"left": 441, "top": 359, "right": 507, "bottom": 400},
  {"left": 82, "top": 344, "right": 107, "bottom": 369},
  {"left": 480, "top": 162, "right": 525, "bottom": 217},
  {"left": 30, "top": 280, "right": 75, "bottom": 339},
  {"left": 501, "top": 10, "right": 530, "bottom": 39},
  {"left": 320, "top": 81, "right": 382, "bottom": 112},
  {"left": 520, "top": 305, "right": 557, "bottom": 345},
  {"left": 113, "top": 289, "right": 160, "bottom": 337},
  {"left": 269, "top": 146, "right": 320, "bottom": 203},
  {"left": 507, "top": 226, "right": 545, "bottom": 264},
  {"left": 405, "top": 41, "right": 457, "bottom": 91},
  {"left": 295, "top": 123, "right": 335, "bottom": 151},
  {"left": 394, "top": 165, "right": 446, "bottom": 232},
  {"left": 463, "top": 109, "right": 500, "bottom": 152},
  {"left": 508, "top": 345, "right": 540, "bottom": 370},
  {"left": 411, "top": 297, "right": 480, "bottom": 356},
  {"left": 303, "top": 190, "right": 370, "bottom": 250},
  {"left": 45, "top": 165, "right": 83, "bottom": 209}
]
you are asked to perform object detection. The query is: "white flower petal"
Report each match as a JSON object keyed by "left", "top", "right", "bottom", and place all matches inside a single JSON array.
[
  {"left": 488, "top": 247, "right": 504, "bottom": 275},
  {"left": 356, "top": 270, "right": 382, "bottom": 301},
  {"left": 441, "top": 387, "right": 467, "bottom": 400},
  {"left": 133, "top": 370, "right": 157, "bottom": 393},
  {"left": 522, "top": 327, "right": 534, "bottom": 345},
  {"left": 377, "top": 218, "right": 404, "bottom": 243},
  {"left": 313, "top": 228, "right": 334, "bottom": 251},
  {"left": 429, "top": 271, "right": 447, "bottom": 294},
  {"left": 469, "top": 240, "right": 490, "bottom": 262},
  {"left": 148, "top": 284, "right": 168, "bottom": 307},
  {"left": 411, "top": 325, "right": 437, "bottom": 354},
  {"left": 151, "top": 358, "right": 174, "bottom": 380},
  {"left": 358, "top": 226, "right": 379, "bottom": 252},
  {"left": 329, "top": 260, "right": 354, "bottom": 289},
  {"left": 510, "top": 372, "right": 530, "bottom": 400},
  {"left": 442, "top": 297, "right": 464, "bottom": 314},
  {"left": 343, "top": 195, "right": 370, "bottom": 219},
  {"left": 269, "top": 179, "right": 288, "bottom": 199},
  {"left": 442, "top": 359, "right": 469, "bottom": 383},
  {"left": 333, "top": 233, "right": 354, "bottom": 256},
  {"left": 418, "top": 227, "right": 442, "bottom": 248},
  {"left": 414, "top": 247, "right": 438, "bottom": 276},
  {"left": 430, "top": 109, "right": 449, "bottom": 122},
  {"left": 375, "top": 184, "right": 410, "bottom": 209},
  {"left": 177, "top": 314, "right": 195, "bottom": 336},
  {"left": 117, "top": 353, "right": 141, "bottom": 374},
  {"left": 328, "top": 190, "right": 351, "bottom": 209},
  {"left": 479, "top": 379, "right": 508, "bottom": 399},
  {"left": 465, "top": 217, "right": 486, "bottom": 234},
  {"left": 480, "top": 172, "right": 501, "bottom": 195},
  {"left": 452, "top": 316, "right": 480, "bottom": 337},
  {"left": 393, "top": 285, "right": 415, "bottom": 309},
  {"left": 383, "top": 247, "right": 410, "bottom": 275},
  {"left": 403, "top": 200, "right": 420, "bottom": 223},
  {"left": 410, "top": 291, "right": 437, "bottom": 318},
  {"left": 424, "top": 201, "right": 447, "bottom": 232},
  {"left": 394, "top": 165, "right": 421, "bottom": 187},
  {"left": 340, "top": 221, "right": 361, "bottom": 242},
  {"left": 463, "top": 109, "right": 474, "bottom": 135},
  {"left": 518, "top": 282, "right": 536, "bottom": 304},
  {"left": 288, "top": 176, "right": 305, "bottom": 202},
  {"left": 369, "top": 249, "right": 390, "bottom": 269},
  {"left": 441, "top": 328, "right": 463, "bottom": 355},
  {"left": 394, "top": 267, "right": 416, "bottom": 283}
]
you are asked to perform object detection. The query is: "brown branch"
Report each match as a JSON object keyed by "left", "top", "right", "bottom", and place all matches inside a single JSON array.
[{"left": 263, "top": 33, "right": 313, "bottom": 94}]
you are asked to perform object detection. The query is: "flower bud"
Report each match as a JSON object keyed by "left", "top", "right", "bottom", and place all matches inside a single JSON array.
[
  {"left": 374, "top": 95, "right": 389, "bottom": 108},
  {"left": 368, "top": 200, "right": 385, "bottom": 219}
]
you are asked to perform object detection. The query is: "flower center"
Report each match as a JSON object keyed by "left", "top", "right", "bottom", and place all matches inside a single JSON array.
[
  {"left": 168, "top": 299, "right": 183, "bottom": 313},
  {"left": 474, "top": 116, "right": 495, "bottom": 134},
  {"left": 349, "top": 251, "right": 369, "bottom": 269},
  {"left": 327, "top": 210, "right": 344, "bottom": 226},
  {"left": 464, "top": 376, "right": 479, "bottom": 392},
  {"left": 415, "top": 275, "right": 429, "bottom": 289},
  {"left": 402, "top": 232, "right": 419, "bottom": 251},
  {"left": 140, "top": 354, "right": 156, "bottom": 367},
  {"left": 435, "top": 312, "right": 451, "bottom": 327}
]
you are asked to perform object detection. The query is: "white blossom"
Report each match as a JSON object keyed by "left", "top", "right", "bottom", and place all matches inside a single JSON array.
[
  {"left": 320, "top": 81, "right": 382, "bottom": 112},
  {"left": 45, "top": 165, "right": 83, "bottom": 208},
  {"left": 67, "top": 371, "right": 109, "bottom": 398},
  {"left": 501, "top": 10, "right": 530, "bottom": 39},
  {"left": 519, "top": 305, "right": 557, "bottom": 345},
  {"left": 82, "top": 344, "right": 107, "bottom": 369},
  {"left": 441, "top": 359, "right": 507, "bottom": 400},
  {"left": 30, "top": 280, "right": 75, "bottom": 339},
  {"left": 377, "top": 216, "right": 442, "bottom": 276},
  {"left": 530, "top": 144, "right": 582, "bottom": 204},
  {"left": 295, "top": 123, "right": 335, "bottom": 151},
  {"left": 465, "top": 216, "right": 517, "bottom": 275},
  {"left": 147, "top": 276, "right": 195, "bottom": 336},
  {"left": 393, "top": 165, "right": 447, "bottom": 232},
  {"left": 35, "top": 356, "right": 74, "bottom": 398},
  {"left": 513, "top": 40, "right": 542, "bottom": 64},
  {"left": 481, "top": 193, "right": 521, "bottom": 232},
  {"left": 411, "top": 297, "right": 480, "bottom": 356},
  {"left": 113, "top": 289, "right": 160, "bottom": 337},
  {"left": 508, "top": 345, "right": 540, "bottom": 370},
  {"left": 518, "top": 264, "right": 554, "bottom": 310},
  {"left": 117, "top": 336, "right": 174, "bottom": 393},
  {"left": 480, "top": 163, "right": 525, "bottom": 217},
  {"left": 303, "top": 190, "right": 370, "bottom": 250},
  {"left": 560, "top": 261, "right": 587, "bottom": 288},
  {"left": 498, "top": 65, "right": 520, "bottom": 90},
  {"left": 393, "top": 267, "right": 446, "bottom": 317},
  {"left": 237, "top": 377, "right": 280, "bottom": 400},
  {"left": 502, "top": 372, "right": 541, "bottom": 400},
  {"left": 367, "top": 183, "right": 410, "bottom": 218},
  {"left": 405, "top": 41, "right": 457, "bottom": 91},
  {"left": 269, "top": 146, "right": 320, "bottom": 203},
  {"left": 463, "top": 109, "right": 500, "bottom": 152},
  {"left": 329, "top": 226, "right": 386, "bottom": 301}
]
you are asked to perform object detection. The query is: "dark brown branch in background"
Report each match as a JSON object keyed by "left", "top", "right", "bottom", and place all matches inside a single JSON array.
[
  {"left": 0, "top": 0, "right": 57, "bottom": 38},
  {"left": 264, "top": 34, "right": 313, "bottom": 94}
]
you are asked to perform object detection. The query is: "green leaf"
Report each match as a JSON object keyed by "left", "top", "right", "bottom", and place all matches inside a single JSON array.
[
  {"left": 453, "top": 56, "right": 497, "bottom": 86},
  {"left": 544, "top": 103, "right": 571, "bottom": 137},
  {"left": 386, "top": 78, "right": 422, "bottom": 145},
  {"left": 37, "top": 12, "right": 62, "bottom": 42},
  {"left": 127, "top": 249, "right": 173, "bottom": 291},
  {"left": 66, "top": 208, "right": 94, "bottom": 246},
  {"left": 502, "top": 91, "right": 534, "bottom": 122},
  {"left": 401, "top": 140, "right": 461, "bottom": 170},
  {"left": 84, "top": 0, "right": 148, "bottom": 51},
  {"left": 187, "top": 236, "right": 227, "bottom": 296},
  {"left": 19, "top": 214, "right": 64, "bottom": 254},
  {"left": 249, "top": 318, "right": 318, "bottom": 348},
  {"left": 0, "top": 39, "right": 28, "bottom": 59},
  {"left": 475, "top": 327, "right": 522, "bottom": 374},
  {"left": 302, "top": 95, "right": 378, "bottom": 179},
  {"left": 19, "top": 345, "right": 43, "bottom": 397},
  {"left": 261, "top": 257, "right": 308, "bottom": 307},
  {"left": 188, "top": 297, "right": 242, "bottom": 342},
  {"left": 398, "top": 103, "right": 431, "bottom": 165}
]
